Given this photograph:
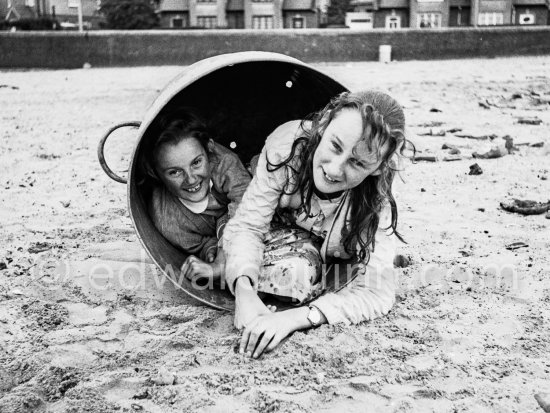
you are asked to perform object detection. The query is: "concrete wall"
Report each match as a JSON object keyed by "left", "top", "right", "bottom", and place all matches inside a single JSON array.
[{"left": 1, "top": 26, "right": 550, "bottom": 68}]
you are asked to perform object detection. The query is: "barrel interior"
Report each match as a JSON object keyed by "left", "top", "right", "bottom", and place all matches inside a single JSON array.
[{"left": 129, "top": 60, "right": 347, "bottom": 310}]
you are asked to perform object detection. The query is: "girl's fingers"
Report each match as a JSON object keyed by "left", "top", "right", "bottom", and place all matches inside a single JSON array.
[
  {"left": 207, "top": 252, "right": 215, "bottom": 263},
  {"left": 240, "top": 318, "right": 261, "bottom": 356},
  {"left": 253, "top": 331, "right": 275, "bottom": 358},
  {"left": 245, "top": 325, "right": 266, "bottom": 356},
  {"left": 183, "top": 258, "right": 195, "bottom": 280},
  {"left": 265, "top": 333, "right": 283, "bottom": 353},
  {"left": 239, "top": 319, "right": 258, "bottom": 354},
  {"left": 181, "top": 257, "right": 191, "bottom": 280}
]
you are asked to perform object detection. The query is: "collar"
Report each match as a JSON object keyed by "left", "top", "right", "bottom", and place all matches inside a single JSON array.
[{"left": 178, "top": 180, "right": 213, "bottom": 214}]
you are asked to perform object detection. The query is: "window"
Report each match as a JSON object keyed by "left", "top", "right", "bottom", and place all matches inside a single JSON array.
[
  {"left": 197, "top": 0, "right": 216, "bottom": 3},
  {"left": 252, "top": 0, "right": 273, "bottom": 2},
  {"left": 197, "top": 16, "right": 217, "bottom": 28},
  {"left": 172, "top": 17, "right": 184, "bottom": 28},
  {"left": 292, "top": 16, "right": 305, "bottom": 28},
  {"left": 417, "top": 13, "right": 441, "bottom": 28},
  {"left": 345, "top": 12, "right": 373, "bottom": 29},
  {"left": 68, "top": 0, "right": 79, "bottom": 8},
  {"left": 252, "top": 15, "right": 274, "bottom": 29},
  {"left": 477, "top": 12, "right": 504, "bottom": 25},
  {"left": 25, "top": 0, "right": 35, "bottom": 7},
  {"left": 385, "top": 15, "right": 401, "bottom": 29},
  {"left": 518, "top": 11, "right": 535, "bottom": 24}
]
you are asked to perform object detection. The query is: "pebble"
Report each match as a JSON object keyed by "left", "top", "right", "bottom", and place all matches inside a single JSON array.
[
  {"left": 151, "top": 367, "right": 176, "bottom": 385},
  {"left": 394, "top": 254, "right": 411, "bottom": 268},
  {"left": 315, "top": 372, "right": 326, "bottom": 384},
  {"left": 469, "top": 163, "right": 483, "bottom": 175}
]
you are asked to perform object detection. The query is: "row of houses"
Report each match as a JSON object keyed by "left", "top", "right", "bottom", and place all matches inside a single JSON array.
[
  {"left": 0, "top": 0, "right": 103, "bottom": 28},
  {"left": 1, "top": 0, "right": 549, "bottom": 30},
  {"left": 155, "top": 0, "right": 550, "bottom": 29}
]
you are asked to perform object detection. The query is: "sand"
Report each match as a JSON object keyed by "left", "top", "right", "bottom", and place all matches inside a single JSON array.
[{"left": 0, "top": 55, "right": 549, "bottom": 412}]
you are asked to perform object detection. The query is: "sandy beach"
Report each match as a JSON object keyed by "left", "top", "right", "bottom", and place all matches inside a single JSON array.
[{"left": 0, "top": 55, "right": 549, "bottom": 412}]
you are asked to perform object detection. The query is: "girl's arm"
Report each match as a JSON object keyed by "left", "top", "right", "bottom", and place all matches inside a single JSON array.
[
  {"left": 222, "top": 121, "right": 301, "bottom": 295},
  {"left": 309, "top": 209, "right": 397, "bottom": 325}
]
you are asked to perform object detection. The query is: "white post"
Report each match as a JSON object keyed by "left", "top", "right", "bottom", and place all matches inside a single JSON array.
[
  {"left": 379, "top": 45, "right": 392, "bottom": 63},
  {"left": 77, "top": 0, "right": 84, "bottom": 32}
]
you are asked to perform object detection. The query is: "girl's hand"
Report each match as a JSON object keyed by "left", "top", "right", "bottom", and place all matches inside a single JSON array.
[
  {"left": 181, "top": 255, "right": 219, "bottom": 283},
  {"left": 239, "top": 310, "right": 301, "bottom": 358},
  {"left": 205, "top": 246, "right": 217, "bottom": 263},
  {"left": 234, "top": 276, "right": 270, "bottom": 330}
]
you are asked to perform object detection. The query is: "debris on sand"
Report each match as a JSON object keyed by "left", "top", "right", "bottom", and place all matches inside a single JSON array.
[
  {"left": 456, "top": 133, "right": 497, "bottom": 141},
  {"left": 414, "top": 155, "right": 438, "bottom": 162},
  {"left": 430, "top": 108, "right": 442, "bottom": 112},
  {"left": 472, "top": 146, "right": 507, "bottom": 159},
  {"left": 479, "top": 101, "right": 491, "bottom": 109},
  {"left": 505, "top": 242, "right": 529, "bottom": 251},
  {"left": 446, "top": 127, "right": 462, "bottom": 133},
  {"left": 133, "top": 389, "right": 151, "bottom": 400},
  {"left": 500, "top": 199, "right": 550, "bottom": 216},
  {"left": 530, "top": 142, "right": 545, "bottom": 148},
  {"left": 534, "top": 393, "right": 550, "bottom": 412},
  {"left": 151, "top": 367, "right": 176, "bottom": 386},
  {"left": 502, "top": 135, "right": 519, "bottom": 154},
  {"left": 417, "top": 121, "right": 444, "bottom": 127},
  {"left": 394, "top": 254, "right": 411, "bottom": 268},
  {"left": 28, "top": 242, "right": 53, "bottom": 254},
  {"left": 469, "top": 163, "right": 483, "bottom": 175},
  {"left": 442, "top": 143, "right": 461, "bottom": 155},
  {"left": 0, "top": 262, "right": 6, "bottom": 270},
  {"left": 21, "top": 301, "right": 69, "bottom": 330},
  {"left": 517, "top": 117, "right": 543, "bottom": 125},
  {"left": 419, "top": 129, "right": 446, "bottom": 136},
  {"left": 442, "top": 155, "right": 462, "bottom": 162},
  {"left": 0, "top": 84, "right": 19, "bottom": 90}
]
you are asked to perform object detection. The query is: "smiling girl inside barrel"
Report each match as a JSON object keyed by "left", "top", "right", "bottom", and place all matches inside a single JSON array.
[{"left": 146, "top": 110, "right": 251, "bottom": 282}]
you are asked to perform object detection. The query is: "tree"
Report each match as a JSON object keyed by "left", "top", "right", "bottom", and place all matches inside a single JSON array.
[
  {"left": 326, "top": 0, "right": 352, "bottom": 26},
  {"left": 100, "top": 0, "right": 159, "bottom": 30}
]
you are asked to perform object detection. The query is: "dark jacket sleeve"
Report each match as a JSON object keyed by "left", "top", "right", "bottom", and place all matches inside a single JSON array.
[{"left": 149, "top": 186, "right": 218, "bottom": 258}]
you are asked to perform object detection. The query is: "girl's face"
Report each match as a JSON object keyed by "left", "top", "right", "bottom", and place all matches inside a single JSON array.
[
  {"left": 312, "top": 108, "right": 387, "bottom": 194},
  {"left": 155, "top": 137, "right": 211, "bottom": 203}
]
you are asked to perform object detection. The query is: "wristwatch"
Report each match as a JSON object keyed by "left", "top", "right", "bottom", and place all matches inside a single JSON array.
[{"left": 307, "top": 306, "right": 322, "bottom": 328}]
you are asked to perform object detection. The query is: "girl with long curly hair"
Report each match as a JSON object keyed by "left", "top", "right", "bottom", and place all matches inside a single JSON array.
[{"left": 222, "top": 90, "right": 412, "bottom": 358}]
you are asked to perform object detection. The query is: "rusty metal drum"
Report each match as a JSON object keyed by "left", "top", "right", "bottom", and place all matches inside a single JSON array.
[{"left": 98, "top": 51, "right": 348, "bottom": 310}]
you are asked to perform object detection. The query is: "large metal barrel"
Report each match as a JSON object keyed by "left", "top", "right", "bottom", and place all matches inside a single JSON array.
[{"left": 99, "top": 51, "right": 348, "bottom": 310}]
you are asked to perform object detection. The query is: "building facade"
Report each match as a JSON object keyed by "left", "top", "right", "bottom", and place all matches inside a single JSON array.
[
  {"left": 346, "top": 0, "right": 549, "bottom": 28},
  {"left": 1, "top": 0, "right": 102, "bottom": 28},
  {"left": 155, "top": 0, "right": 318, "bottom": 28},
  {"left": 1, "top": 0, "right": 45, "bottom": 21},
  {"left": 47, "top": 0, "right": 102, "bottom": 29}
]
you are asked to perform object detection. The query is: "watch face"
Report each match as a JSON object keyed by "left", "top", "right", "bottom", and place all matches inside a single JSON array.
[{"left": 309, "top": 307, "right": 321, "bottom": 325}]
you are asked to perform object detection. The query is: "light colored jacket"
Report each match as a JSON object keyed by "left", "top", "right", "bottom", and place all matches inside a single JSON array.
[{"left": 223, "top": 120, "right": 397, "bottom": 325}]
